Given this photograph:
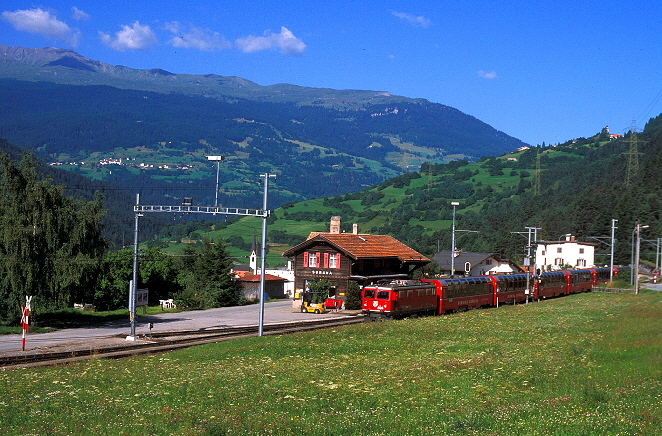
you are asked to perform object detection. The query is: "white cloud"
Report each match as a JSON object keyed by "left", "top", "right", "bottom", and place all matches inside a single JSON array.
[
  {"left": 165, "top": 21, "right": 231, "bottom": 51},
  {"left": 2, "top": 8, "right": 80, "bottom": 45},
  {"left": 392, "top": 11, "right": 432, "bottom": 28},
  {"left": 71, "top": 7, "right": 90, "bottom": 21},
  {"left": 235, "top": 26, "right": 306, "bottom": 55},
  {"left": 99, "top": 21, "right": 157, "bottom": 51},
  {"left": 478, "top": 70, "right": 498, "bottom": 79}
]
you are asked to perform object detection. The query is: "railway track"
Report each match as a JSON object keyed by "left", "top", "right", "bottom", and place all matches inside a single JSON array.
[{"left": 0, "top": 316, "right": 365, "bottom": 370}]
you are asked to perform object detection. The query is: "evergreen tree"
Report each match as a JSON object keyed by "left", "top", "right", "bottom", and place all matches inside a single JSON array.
[
  {"left": 0, "top": 152, "right": 107, "bottom": 322},
  {"left": 344, "top": 280, "right": 362, "bottom": 310},
  {"left": 175, "top": 237, "right": 241, "bottom": 309}
]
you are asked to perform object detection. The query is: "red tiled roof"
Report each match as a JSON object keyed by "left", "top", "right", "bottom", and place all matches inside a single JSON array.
[
  {"left": 284, "top": 232, "right": 429, "bottom": 263},
  {"left": 236, "top": 272, "right": 287, "bottom": 282}
]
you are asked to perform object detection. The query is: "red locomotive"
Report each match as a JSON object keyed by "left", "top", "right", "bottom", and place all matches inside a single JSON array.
[{"left": 361, "top": 280, "right": 437, "bottom": 318}]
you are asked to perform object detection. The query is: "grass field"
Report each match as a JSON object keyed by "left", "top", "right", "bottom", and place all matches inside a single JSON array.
[{"left": 1, "top": 291, "right": 661, "bottom": 435}]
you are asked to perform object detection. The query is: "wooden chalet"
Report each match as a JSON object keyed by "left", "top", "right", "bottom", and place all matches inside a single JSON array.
[{"left": 282, "top": 217, "right": 430, "bottom": 302}]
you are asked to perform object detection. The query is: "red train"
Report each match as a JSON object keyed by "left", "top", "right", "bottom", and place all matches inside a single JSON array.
[{"left": 361, "top": 267, "right": 620, "bottom": 319}]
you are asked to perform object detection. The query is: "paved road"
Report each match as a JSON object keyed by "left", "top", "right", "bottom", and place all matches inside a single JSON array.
[{"left": 0, "top": 300, "right": 350, "bottom": 355}]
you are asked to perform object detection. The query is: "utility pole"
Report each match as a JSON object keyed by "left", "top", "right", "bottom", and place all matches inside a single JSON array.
[
  {"left": 258, "top": 173, "right": 276, "bottom": 337},
  {"left": 634, "top": 222, "right": 649, "bottom": 295},
  {"left": 609, "top": 218, "right": 618, "bottom": 282},
  {"left": 450, "top": 202, "right": 459, "bottom": 277},
  {"left": 511, "top": 226, "right": 540, "bottom": 303},
  {"left": 128, "top": 194, "right": 143, "bottom": 341}
]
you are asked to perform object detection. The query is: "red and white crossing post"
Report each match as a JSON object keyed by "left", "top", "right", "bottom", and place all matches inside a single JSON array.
[{"left": 20, "top": 296, "right": 32, "bottom": 351}]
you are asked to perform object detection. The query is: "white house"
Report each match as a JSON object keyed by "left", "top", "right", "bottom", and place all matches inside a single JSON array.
[{"left": 535, "top": 235, "right": 596, "bottom": 272}]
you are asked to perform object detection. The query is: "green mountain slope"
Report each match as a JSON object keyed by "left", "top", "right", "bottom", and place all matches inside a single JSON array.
[
  {"left": 0, "top": 45, "right": 528, "bottom": 208},
  {"left": 200, "top": 118, "right": 662, "bottom": 267}
]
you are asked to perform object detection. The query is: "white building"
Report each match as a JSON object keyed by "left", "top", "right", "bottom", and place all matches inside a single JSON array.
[{"left": 535, "top": 235, "right": 596, "bottom": 272}]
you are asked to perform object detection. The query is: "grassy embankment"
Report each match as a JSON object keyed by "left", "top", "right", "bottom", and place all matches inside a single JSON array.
[{"left": 2, "top": 291, "right": 660, "bottom": 434}]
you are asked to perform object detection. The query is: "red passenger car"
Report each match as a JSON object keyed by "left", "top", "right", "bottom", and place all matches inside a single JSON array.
[
  {"left": 422, "top": 277, "right": 494, "bottom": 314},
  {"left": 489, "top": 274, "right": 530, "bottom": 306},
  {"left": 361, "top": 280, "right": 437, "bottom": 319},
  {"left": 566, "top": 269, "right": 593, "bottom": 294},
  {"left": 534, "top": 271, "right": 567, "bottom": 299}
]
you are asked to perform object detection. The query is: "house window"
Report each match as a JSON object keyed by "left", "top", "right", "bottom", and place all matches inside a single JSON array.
[
  {"left": 579, "top": 248, "right": 585, "bottom": 254},
  {"left": 329, "top": 253, "right": 337, "bottom": 268},
  {"left": 308, "top": 252, "right": 317, "bottom": 267},
  {"left": 557, "top": 247, "right": 562, "bottom": 253},
  {"left": 485, "top": 259, "right": 492, "bottom": 265},
  {"left": 555, "top": 258, "right": 564, "bottom": 266}
]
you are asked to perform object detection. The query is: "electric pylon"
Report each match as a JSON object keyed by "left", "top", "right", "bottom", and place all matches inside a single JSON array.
[
  {"left": 533, "top": 148, "right": 541, "bottom": 196},
  {"left": 624, "top": 118, "right": 641, "bottom": 187}
]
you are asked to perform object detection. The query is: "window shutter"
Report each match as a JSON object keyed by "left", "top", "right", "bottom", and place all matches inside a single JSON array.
[
  {"left": 316, "top": 252, "right": 321, "bottom": 268},
  {"left": 324, "top": 252, "right": 329, "bottom": 268},
  {"left": 336, "top": 253, "right": 341, "bottom": 269},
  {"left": 303, "top": 251, "right": 309, "bottom": 268}
]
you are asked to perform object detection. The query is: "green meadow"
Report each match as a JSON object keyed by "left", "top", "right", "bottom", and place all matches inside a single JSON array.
[{"left": 1, "top": 291, "right": 661, "bottom": 435}]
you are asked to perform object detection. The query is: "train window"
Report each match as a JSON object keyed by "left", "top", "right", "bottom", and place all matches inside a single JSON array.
[
  {"left": 407, "top": 290, "right": 413, "bottom": 298},
  {"left": 399, "top": 290, "right": 405, "bottom": 299},
  {"left": 364, "top": 289, "right": 374, "bottom": 298},
  {"left": 377, "top": 291, "right": 389, "bottom": 299}
]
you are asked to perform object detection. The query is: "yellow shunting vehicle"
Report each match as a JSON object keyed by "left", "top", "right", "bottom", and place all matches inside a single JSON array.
[{"left": 300, "top": 292, "right": 326, "bottom": 314}]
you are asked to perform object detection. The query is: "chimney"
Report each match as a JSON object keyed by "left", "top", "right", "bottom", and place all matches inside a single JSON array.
[
  {"left": 353, "top": 223, "right": 358, "bottom": 234},
  {"left": 330, "top": 216, "right": 341, "bottom": 234}
]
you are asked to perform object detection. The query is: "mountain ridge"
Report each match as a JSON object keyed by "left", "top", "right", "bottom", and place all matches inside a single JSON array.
[{"left": 0, "top": 45, "right": 420, "bottom": 109}]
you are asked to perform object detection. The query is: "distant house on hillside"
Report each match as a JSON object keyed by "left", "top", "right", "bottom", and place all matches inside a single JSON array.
[{"left": 432, "top": 251, "right": 523, "bottom": 277}]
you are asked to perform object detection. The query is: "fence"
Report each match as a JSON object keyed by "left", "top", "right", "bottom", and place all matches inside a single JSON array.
[{"left": 592, "top": 286, "right": 635, "bottom": 294}]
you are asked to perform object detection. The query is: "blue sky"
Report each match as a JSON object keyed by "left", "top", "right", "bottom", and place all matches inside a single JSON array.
[{"left": 2, "top": 1, "right": 661, "bottom": 146}]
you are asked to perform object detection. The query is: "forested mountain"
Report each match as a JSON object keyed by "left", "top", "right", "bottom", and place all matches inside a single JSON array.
[
  {"left": 0, "top": 138, "right": 168, "bottom": 248},
  {"left": 0, "top": 45, "right": 527, "bottom": 209},
  {"left": 208, "top": 116, "right": 662, "bottom": 268}
]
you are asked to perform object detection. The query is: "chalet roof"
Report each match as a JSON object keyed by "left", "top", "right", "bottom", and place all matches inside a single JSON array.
[
  {"left": 283, "top": 232, "right": 430, "bottom": 264},
  {"left": 432, "top": 251, "right": 521, "bottom": 271}
]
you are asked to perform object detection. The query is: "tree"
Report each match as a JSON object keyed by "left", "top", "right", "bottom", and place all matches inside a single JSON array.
[
  {"left": 307, "top": 278, "right": 333, "bottom": 304},
  {"left": 344, "top": 281, "right": 362, "bottom": 310},
  {"left": 0, "top": 152, "right": 107, "bottom": 322},
  {"left": 174, "top": 237, "right": 242, "bottom": 309}
]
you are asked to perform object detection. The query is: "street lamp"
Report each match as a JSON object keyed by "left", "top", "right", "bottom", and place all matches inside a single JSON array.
[
  {"left": 450, "top": 202, "right": 460, "bottom": 277},
  {"left": 207, "top": 156, "right": 224, "bottom": 208}
]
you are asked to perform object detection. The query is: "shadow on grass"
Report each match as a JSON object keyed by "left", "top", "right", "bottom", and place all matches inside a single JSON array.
[{"left": 33, "top": 309, "right": 128, "bottom": 329}]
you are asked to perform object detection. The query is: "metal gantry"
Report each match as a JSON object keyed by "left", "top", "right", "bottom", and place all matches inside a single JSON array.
[{"left": 128, "top": 173, "right": 275, "bottom": 340}]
